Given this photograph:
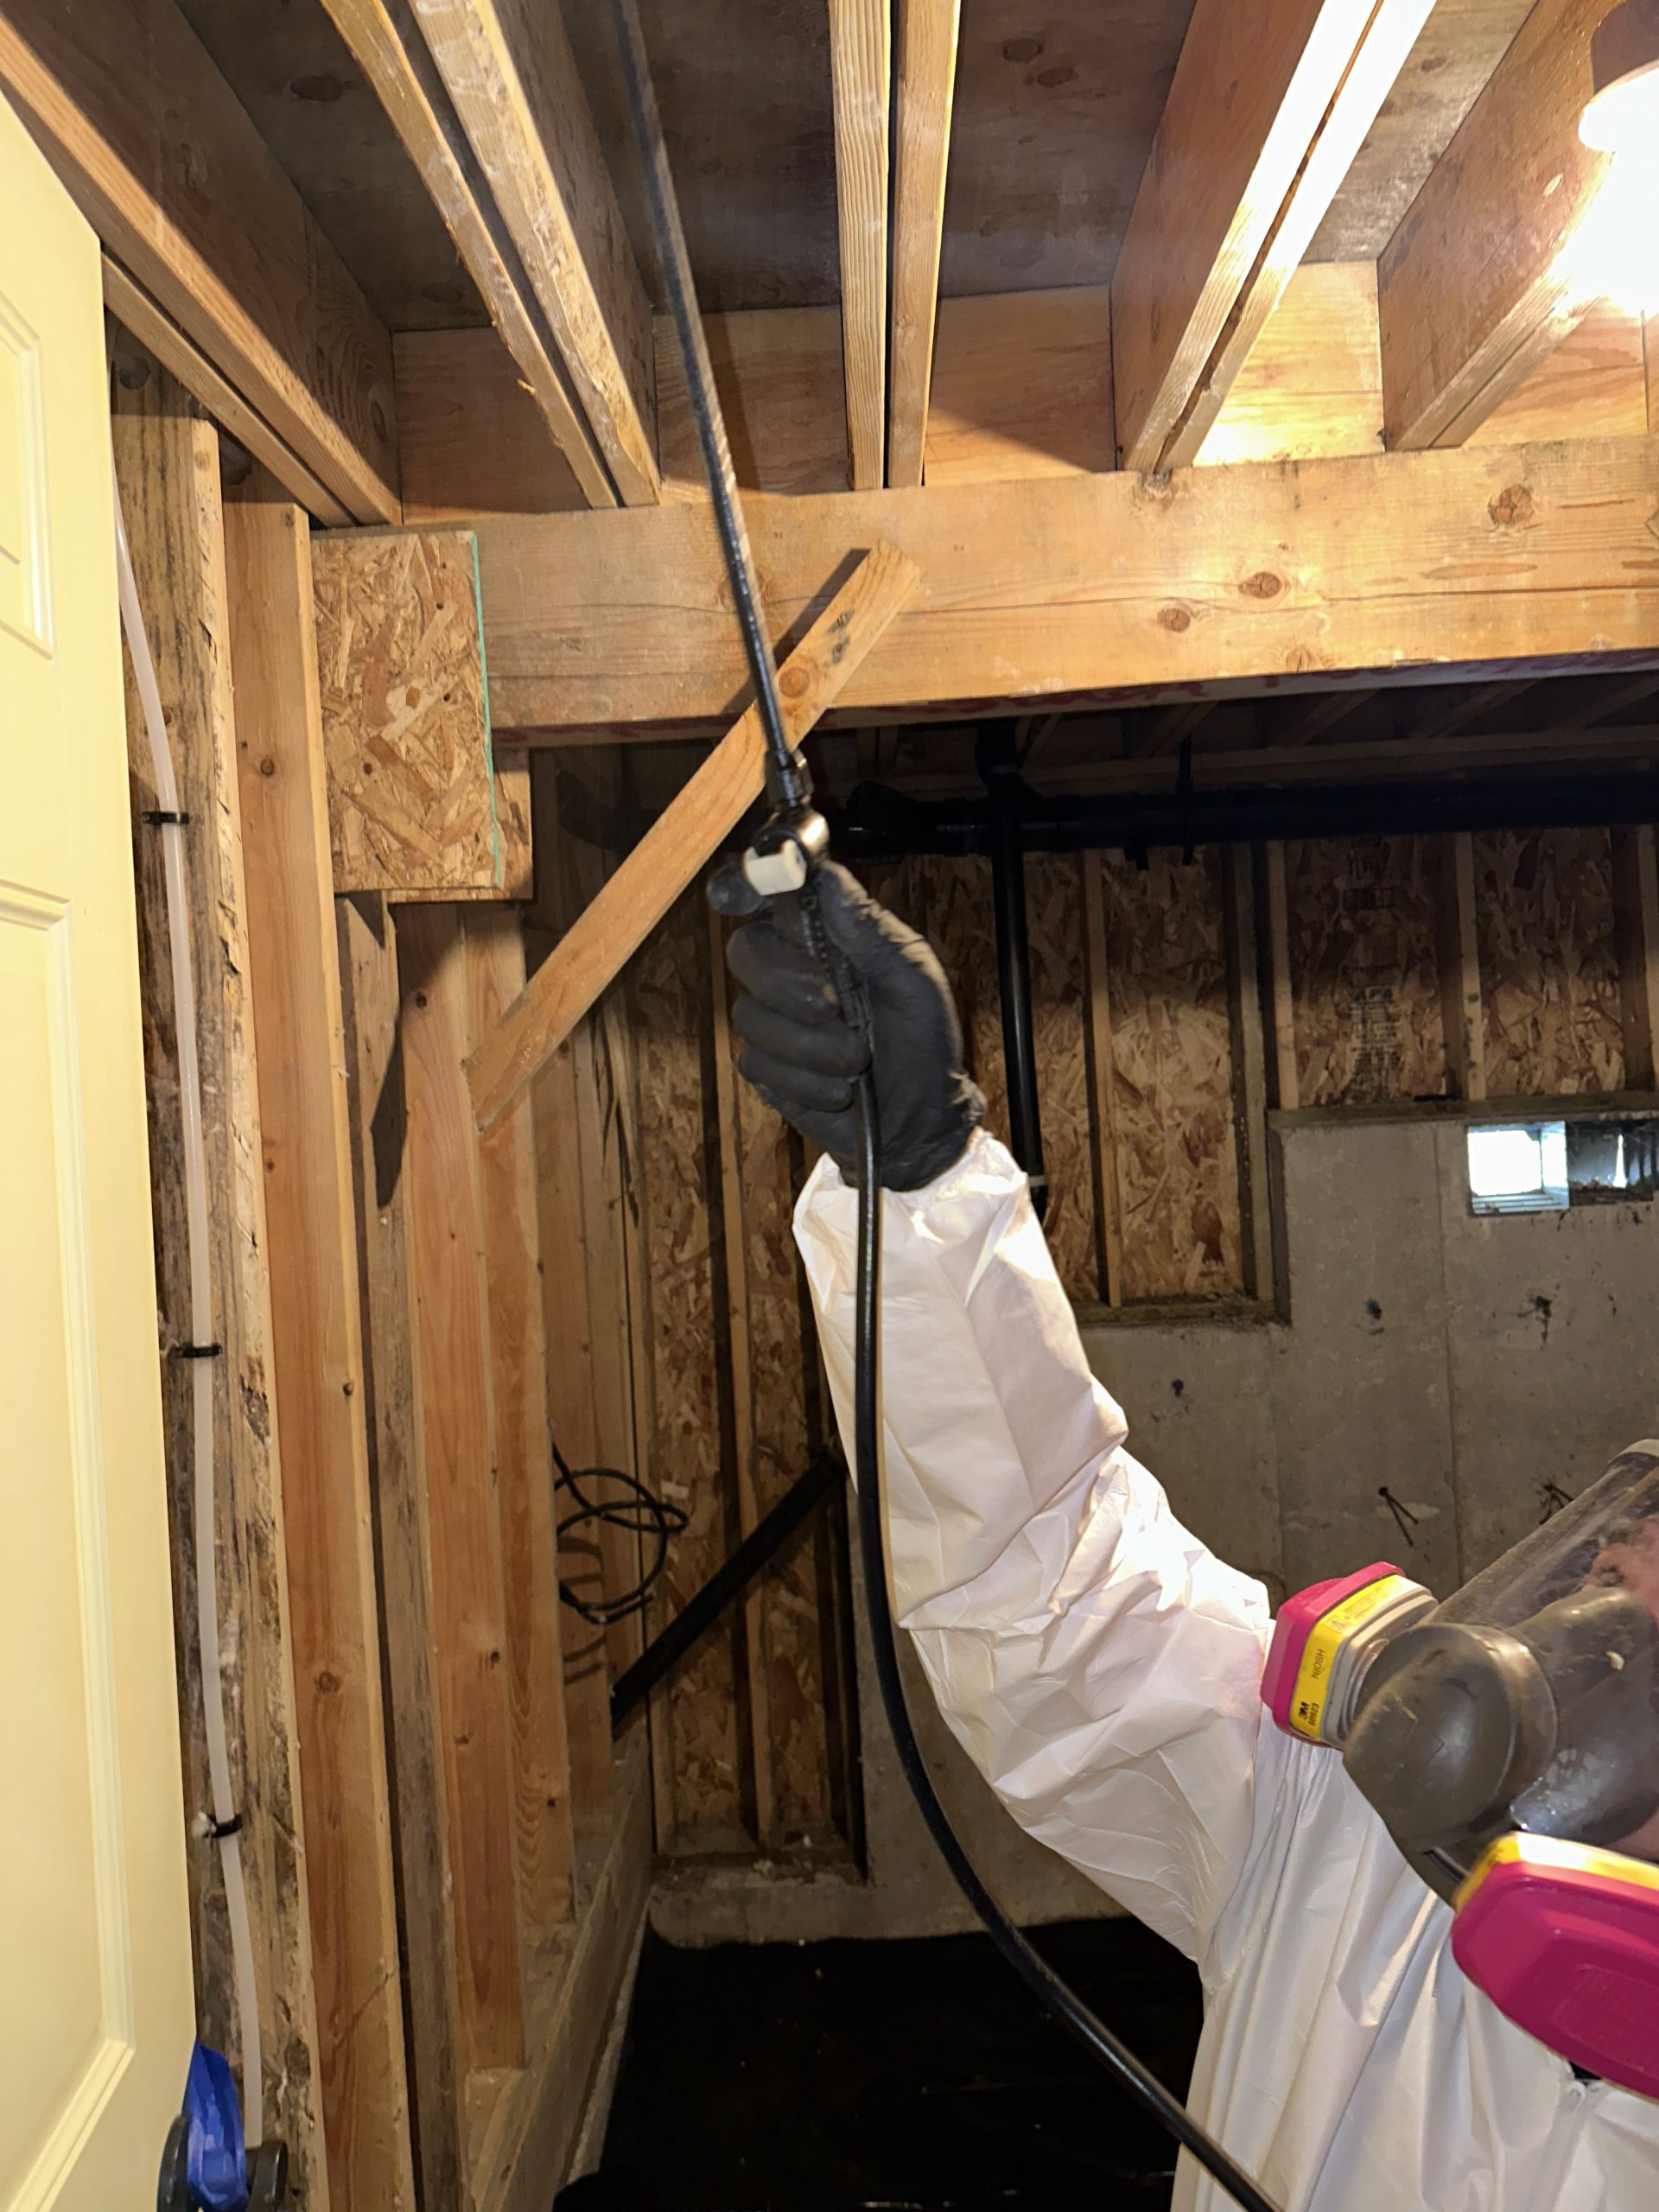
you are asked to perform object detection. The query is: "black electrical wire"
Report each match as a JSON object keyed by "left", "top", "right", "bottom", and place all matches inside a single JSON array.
[
  {"left": 849, "top": 1076, "right": 1280, "bottom": 2212},
  {"left": 552, "top": 1438, "right": 687, "bottom": 1629}
]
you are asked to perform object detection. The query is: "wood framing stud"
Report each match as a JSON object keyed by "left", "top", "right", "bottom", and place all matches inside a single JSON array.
[
  {"left": 466, "top": 541, "right": 923, "bottom": 1128},
  {"left": 829, "top": 0, "right": 892, "bottom": 489},
  {"left": 1081, "top": 852, "right": 1125, "bottom": 1307},
  {"left": 888, "top": 0, "right": 963, "bottom": 488},
  {"left": 1262, "top": 842, "right": 1300, "bottom": 1113},
  {"left": 1613, "top": 825, "right": 1659, "bottom": 1090},
  {"left": 226, "top": 476, "right": 415, "bottom": 2210},
  {"left": 1437, "top": 832, "right": 1487, "bottom": 1101},
  {"left": 1379, "top": 0, "right": 1613, "bottom": 451},
  {"left": 410, "top": 0, "right": 660, "bottom": 504},
  {"left": 1111, "top": 0, "right": 1435, "bottom": 472},
  {"left": 1224, "top": 846, "right": 1275, "bottom": 1304}
]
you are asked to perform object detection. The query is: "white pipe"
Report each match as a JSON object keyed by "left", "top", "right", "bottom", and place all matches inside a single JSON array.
[{"left": 114, "top": 478, "right": 264, "bottom": 2138}]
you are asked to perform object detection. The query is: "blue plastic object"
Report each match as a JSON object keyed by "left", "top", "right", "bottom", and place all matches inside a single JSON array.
[{"left": 183, "top": 2043, "right": 248, "bottom": 2212}]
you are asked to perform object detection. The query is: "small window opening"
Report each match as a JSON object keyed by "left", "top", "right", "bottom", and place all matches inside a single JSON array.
[{"left": 1466, "top": 1116, "right": 1659, "bottom": 1216}]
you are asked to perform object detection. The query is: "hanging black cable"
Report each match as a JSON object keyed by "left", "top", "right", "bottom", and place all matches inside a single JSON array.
[
  {"left": 552, "top": 1438, "right": 686, "bottom": 1629},
  {"left": 605, "top": 10, "right": 1282, "bottom": 2203}
]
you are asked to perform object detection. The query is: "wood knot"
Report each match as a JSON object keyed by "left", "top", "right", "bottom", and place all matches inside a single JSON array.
[
  {"left": 1489, "top": 484, "right": 1535, "bottom": 528},
  {"left": 1241, "top": 570, "right": 1283, "bottom": 601},
  {"left": 1158, "top": 604, "right": 1192, "bottom": 633},
  {"left": 316, "top": 1670, "right": 341, "bottom": 1695},
  {"left": 780, "top": 664, "right": 810, "bottom": 698},
  {"left": 257, "top": 755, "right": 276, "bottom": 778}
]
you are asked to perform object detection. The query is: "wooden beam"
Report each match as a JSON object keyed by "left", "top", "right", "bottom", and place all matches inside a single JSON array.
[
  {"left": 466, "top": 542, "right": 922, "bottom": 1128},
  {"left": 225, "top": 477, "right": 415, "bottom": 2210},
  {"left": 319, "top": 0, "right": 617, "bottom": 508},
  {"left": 464, "top": 912, "right": 576, "bottom": 1929},
  {"left": 1275, "top": 687, "right": 1377, "bottom": 745},
  {"left": 473, "top": 434, "right": 1659, "bottom": 734},
  {"left": 334, "top": 893, "right": 465, "bottom": 2212},
  {"left": 888, "top": 0, "right": 962, "bottom": 488},
  {"left": 1554, "top": 669, "right": 1659, "bottom": 730},
  {"left": 1111, "top": 0, "right": 1434, "bottom": 472},
  {"left": 1411, "top": 678, "right": 1538, "bottom": 742},
  {"left": 1081, "top": 854, "right": 1124, "bottom": 1308},
  {"left": 410, "top": 0, "right": 659, "bottom": 505},
  {"left": 1197, "top": 260, "right": 1382, "bottom": 470},
  {"left": 3, "top": 0, "right": 398, "bottom": 523},
  {"left": 828, "top": 0, "right": 892, "bottom": 489},
  {"left": 1379, "top": 0, "right": 1612, "bottom": 451},
  {"left": 1141, "top": 701, "right": 1213, "bottom": 756},
  {"left": 396, "top": 902, "right": 525, "bottom": 2069},
  {"left": 1224, "top": 847, "right": 1275, "bottom": 1304},
  {"left": 1262, "top": 843, "right": 1299, "bottom": 1111},
  {"left": 1613, "top": 825, "right": 1659, "bottom": 1090},
  {"left": 105, "top": 257, "right": 353, "bottom": 529},
  {"left": 114, "top": 359, "right": 329, "bottom": 2203},
  {"left": 1436, "top": 833, "right": 1487, "bottom": 1100}
]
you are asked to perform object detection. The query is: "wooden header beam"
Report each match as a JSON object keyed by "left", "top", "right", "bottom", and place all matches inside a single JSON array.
[
  {"left": 1, "top": 0, "right": 399, "bottom": 524},
  {"left": 473, "top": 434, "right": 1659, "bottom": 734},
  {"left": 466, "top": 542, "right": 921, "bottom": 1129},
  {"left": 1379, "top": 0, "right": 1614, "bottom": 451},
  {"left": 1111, "top": 0, "right": 1436, "bottom": 473}
]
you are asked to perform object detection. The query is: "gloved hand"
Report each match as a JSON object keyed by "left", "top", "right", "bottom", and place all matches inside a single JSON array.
[{"left": 710, "top": 859, "right": 984, "bottom": 1192}]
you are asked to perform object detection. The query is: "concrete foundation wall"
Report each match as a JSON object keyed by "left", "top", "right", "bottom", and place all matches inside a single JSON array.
[{"left": 652, "top": 1111, "right": 1659, "bottom": 1946}]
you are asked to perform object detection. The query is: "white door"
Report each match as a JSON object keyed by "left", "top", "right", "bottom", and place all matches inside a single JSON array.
[{"left": 0, "top": 86, "right": 195, "bottom": 2211}]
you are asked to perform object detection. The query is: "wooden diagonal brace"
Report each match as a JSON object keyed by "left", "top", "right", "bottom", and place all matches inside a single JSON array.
[{"left": 465, "top": 540, "right": 922, "bottom": 1129}]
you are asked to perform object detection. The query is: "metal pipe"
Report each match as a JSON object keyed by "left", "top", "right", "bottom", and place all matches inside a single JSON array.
[{"left": 609, "top": 1452, "right": 842, "bottom": 1730}]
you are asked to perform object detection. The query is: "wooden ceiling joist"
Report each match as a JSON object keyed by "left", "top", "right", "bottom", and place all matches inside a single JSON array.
[
  {"left": 1111, "top": 0, "right": 1437, "bottom": 474},
  {"left": 887, "top": 0, "right": 963, "bottom": 489},
  {"left": 319, "top": 0, "right": 617, "bottom": 509},
  {"left": 473, "top": 434, "right": 1659, "bottom": 735},
  {"left": 829, "top": 0, "right": 893, "bottom": 490},
  {"left": 0, "top": 0, "right": 399, "bottom": 524},
  {"left": 409, "top": 0, "right": 660, "bottom": 505},
  {"left": 1378, "top": 0, "right": 1614, "bottom": 451}
]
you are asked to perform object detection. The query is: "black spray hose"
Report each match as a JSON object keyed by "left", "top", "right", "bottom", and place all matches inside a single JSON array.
[{"left": 849, "top": 1071, "right": 1281, "bottom": 2212}]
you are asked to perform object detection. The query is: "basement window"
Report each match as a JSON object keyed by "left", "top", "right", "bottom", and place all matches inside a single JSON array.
[{"left": 1466, "top": 1117, "right": 1659, "bottom": 1216}]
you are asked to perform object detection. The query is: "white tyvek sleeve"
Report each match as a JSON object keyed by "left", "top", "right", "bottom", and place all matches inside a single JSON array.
[{"left": 795, "top": 1128, "right": 1274, "bottom": 1965}]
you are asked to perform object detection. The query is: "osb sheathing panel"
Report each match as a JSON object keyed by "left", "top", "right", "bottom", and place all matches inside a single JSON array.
[
  {"left": 1098, "top": 850, "right": 1244, "bottom": 1303},
  {"left": 1475, "top": 829, "right": 1625, "bottom": 1097},
  {"left": 393, "top": 748, "right": 531, "bottom": 904},
  {"left": 1287, "top": 837, "right": 1448, "bottom": 1107},
  {"left": 629, "top": 888, "right": 751, "bottom": 1849},
  {"left": 734, "top": 1065, "right": 845, "bottom": 1845},
  {"left": 313, "top": 530, "right": 497, "bottom": 893}
]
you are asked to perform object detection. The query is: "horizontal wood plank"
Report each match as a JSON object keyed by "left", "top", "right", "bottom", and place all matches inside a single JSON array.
[
  {"left": 3, "top": 0, "right": 398, "bottom": 522},
  {"left": 474, "top": 435, "right": 1659, "bottom": 734}
]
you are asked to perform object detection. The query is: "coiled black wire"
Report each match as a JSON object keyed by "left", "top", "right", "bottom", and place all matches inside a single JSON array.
[
  {"left": 553, "top": 1439, "right": 687, "bottom": 1629},
  {"left": 849, "top": 1072, "right": 1281, "bottom": 2212}
]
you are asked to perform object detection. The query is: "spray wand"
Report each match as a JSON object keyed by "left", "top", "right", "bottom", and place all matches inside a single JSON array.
[{"left": 607, "top": 10, "right": 1280, "bottom": 2207}]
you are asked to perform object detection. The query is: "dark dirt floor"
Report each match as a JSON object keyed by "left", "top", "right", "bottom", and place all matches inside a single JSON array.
[{"left": 554, "top": 1915, "right": 1203, "bottom": 2211}]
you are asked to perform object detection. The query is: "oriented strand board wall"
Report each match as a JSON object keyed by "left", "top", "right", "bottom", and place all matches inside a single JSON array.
[
  {"left": 1286, "top": 836, "right": 1448, "bottom": 1106},
  {"left": 1476, "top": 829, "right": 1625, "bottom": 1096},
  {"left": 1096, "top": 850, "right": 1245, "bottom": 1302}
]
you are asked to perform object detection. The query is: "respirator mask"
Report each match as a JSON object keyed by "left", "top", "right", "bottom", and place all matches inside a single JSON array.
[{"left": 1263, "top": 1442, "right": 1659, "bottom": 2098}]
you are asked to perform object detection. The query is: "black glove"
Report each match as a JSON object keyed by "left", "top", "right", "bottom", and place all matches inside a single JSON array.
[{"left": 711, "top": 860, "right": 984, "bottom": 1192}]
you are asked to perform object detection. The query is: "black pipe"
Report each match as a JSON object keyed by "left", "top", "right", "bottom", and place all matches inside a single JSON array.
[
  {"left": 609, "top": 1452, "right": 842, "bottom": 1730},
  {"left": 835, "top": 766, "right": 1659, "bottom": 859},
  {"left": 978, "top": 734, "right": 1049, "bottom": 1221}
]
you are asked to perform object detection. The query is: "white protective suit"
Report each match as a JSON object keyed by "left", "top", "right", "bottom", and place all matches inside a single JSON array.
[{"left": 796, "top": 1131, "right": 1659, "bottom": 2212}]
